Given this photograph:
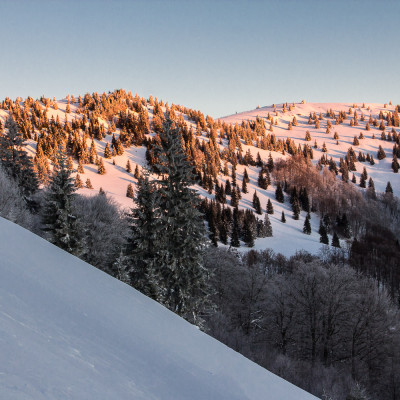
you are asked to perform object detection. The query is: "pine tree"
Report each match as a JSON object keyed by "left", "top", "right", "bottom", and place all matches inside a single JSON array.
[
  {"left": 331, "top": 232, "right": 340, "bottom": 248},
  {"left": 138, "top": 117, "right": 210, "bottom": 320},
  {"left": 303, "top": 214, "right": 311, "bottom": 235},
  {"left": 385, "top": 181, "right": 393, "bottom": 194},
  {"left": 230, "top": 186, "right": 239, "bottom": 207},
  {"left": 281, "top": 211, "right": 286, "bottom": 223},
  {"left": 98, "top": 157, "right": 106, "bottom": 174},
  {"left": 252, "top": 190, "right": 262, "bottom": 214},
  {"left": 77, "top": 159, "right": 85, "bottom": 174},
  {"left": 41, "top": 144, "right": 83, "bottom": 256},
  {"left": 134, "top": 164, "right": 140, "bottom": 179},
  {"left": 74, "top": 174, "right": 83, "bottom": 188},
  {"left": 126, "top": 159, "right": 132, "bottom": 173},
  {"left": 267, "top": 198, "right": 274, "bottom": 214},
  {"left": 241, "top": 176, "right": 248, "bottom": 193},
  {"left": 104, "top": 143, "right": 112, "bottom": 159},
  {"left": 126, "top": 174, "right": 160, "bottom": 299},
  {"left": 319, "top": 222, "right": 329, "bottom": 244},
  {"left": 85, "top": 178, "right": 93, "bottom": 189},
  {"left": 243, "top": 211, "right": 255, "bottom": 247},
  {"left": 377, "top": 145, "right": 386, "bottom": 160},
  {"left": 230, "top": 207, "right": 240, "bottom": 247},
  {"left": 263, "top": 213, "right": 272, "bottom": 237},
  {"left": 275, "top": 182, "right": 284, "bottom": 203},
  {"left": 126, "top": 183, "right": 134, "bottom": 198},
  {"left": 0, "top": 116, "right": 38, "bottom": 196}
]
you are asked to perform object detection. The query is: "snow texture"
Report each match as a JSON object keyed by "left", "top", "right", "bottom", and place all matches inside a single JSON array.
[{"left": 0, "top": 217, "right": 317, "bottom": 400}]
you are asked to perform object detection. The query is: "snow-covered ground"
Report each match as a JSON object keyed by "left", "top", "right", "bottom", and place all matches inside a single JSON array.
[
  {"left": 0, "top": 217, "right": 317, "bottom": 400},
  {"left": 1, "top": 99, "right": 397, "bottom": 256}
]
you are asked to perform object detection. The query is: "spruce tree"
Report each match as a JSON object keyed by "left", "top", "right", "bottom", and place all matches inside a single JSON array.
[
  {"left": 303, "top": 214, "right": 311, "bottom": 235},
  {"left": 126, "top": 159, "right": 132, "bottom": 173},
  {"left": 41, "top": 144, "right": 83, "bottom": 256},
  {"left": 230, "top": 186, "right": 239, "bottom": 207},
  {"left": 243, "top": 211, "right": 255, "bottom": 247},
  {"left": 104, "top": 143, "right": 112, "bottom": 159},
  {"left": 98, "top": 157, "right": 106, "bottom": 174},
  {"left": 230, "top": 207, "right": 241, "bottom": 247},
  {"left": 126, "top": 183, "right": 134, "bottom": 198},
  {"left": 281, "top": 211, "right": 286, "bottom": 223},
  {"left": 319, "top": 222, "right": 329, "bottom": 244},
  {"left": 241, "top": 176, "right": 248, "bottom": 193},
  {"left": 0, "top": 116, "right": 38, "bottom": 197},
  {"left": 331, "top": 232, "right": 340, "bottom": 248},
  {"left": 144, "top": 117, "right": 209, "bottom": 320},
  {"left": 264, "top": 213, "right": 272, "bottom": 237},
  {"left": 267, "top": 198, "right": 274, "bottom": 214},
  {"left": 275, "top": 182, "right": 284, "bottom": 203},
  {"left": 74, "top": 174, "right": 83, "bottom": 188},
  {"left": 126, "top": 174, "right": 160, "bottom": 299},
  {"left": 252, "top": 190, "right": 262, "bottom": 214},
  {"left": 85, "top": 178, "right": 93, "bottom": 189}
]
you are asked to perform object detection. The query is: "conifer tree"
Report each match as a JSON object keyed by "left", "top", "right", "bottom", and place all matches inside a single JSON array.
[
  {"left": 275, "top": 182, "right": 284, "bottom": 203},
  {"left": 243, "top": 211, "right": 255, "bottom": 247},
  {"left": 0, "top": 116, "right": 38, "bottom": 197},
  {"left": 230, "top": 207, "right": 240, "bottom": 247},
  {"left": 126, "top": 159, "right": 132, "bottom": 173},
  {"left": 252, "top": 190, "right": 262, "bottom": 214},
  {"left": 377, "top": 145, "right": 386, "bottom": 160},
  {"left": 134, "top": 164, "right": 140, "bottom": 179},
  {"left": 241, "top": 176, "right": 248, "bottom": 193},
  {"left": 98, "top": 157, "right": 106, "bottom": 174},
  {"left": 85, "top": 178, "right": 93, "bottom": 189},
  {"left": 74, "top": 174, "right": 83, "bottom": 188},
  {"left": 331, "top": 232, "right": 340, "bottom": 248},
  {"left": 385, "top": 181, "right": 393, "bottom": 194},
  {"left": 41, "top": 144, "right": 83, "bottom": 256},
  {"left": 267, "top": 198, "right": 274, "bottom": 214},
  {"left": 133, "top": 117, "right": 209, "bottom": 320},
  {"left": 392, "top": 155, "right": 399, "bottom": 173},
  {"left": 126, "top": 183, "right": 134, "bottom": 198},
  {"left": 263, "top": 213, "right": 272, "bottom": 237},
  {"left": 281, "top": 211, "right": 286, "bottom": 223},
  {"left": 292, "top": 196, "right": 301, "bottom": 220},
  {"left": 104, "top": 143, "right": 112, "bottom": 159},
  {"left": 126, "top": 174, "right": 160, "bottom": 299},
  {"left": 319, "top": 222, "right": 329, "bottom": 244},
  {"left": 303, "top": 214, "right": 311, "bottom": 235},
  {"left": 230, "top": 185, "right": 239, "bottom": 207},
  {"left": 77, "top": 159, "right": 85, "bottom": 174}
]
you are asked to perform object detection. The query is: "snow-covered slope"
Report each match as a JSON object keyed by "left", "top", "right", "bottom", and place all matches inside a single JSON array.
[{"left": 0, "top": 217, "right": 317, "bottom": 400}]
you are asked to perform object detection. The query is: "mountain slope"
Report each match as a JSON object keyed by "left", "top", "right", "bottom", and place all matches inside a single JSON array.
[
  {"left": 2, "top": 95, "right": 398, "bottom": 256},
  {"left": 0, "top": 217, "right": 317, "bottom": 400}
]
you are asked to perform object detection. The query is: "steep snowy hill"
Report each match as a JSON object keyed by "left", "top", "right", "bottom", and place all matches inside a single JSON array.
[{"left": 0, "top": 217, "right": 317, "bottom": 400}]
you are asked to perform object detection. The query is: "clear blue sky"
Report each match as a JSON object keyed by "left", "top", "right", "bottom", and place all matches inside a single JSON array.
[{"left": 1, "top": 0, "right": 399, "bottom": 118}]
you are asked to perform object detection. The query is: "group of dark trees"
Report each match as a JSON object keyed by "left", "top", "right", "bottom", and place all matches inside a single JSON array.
[{"left": 204, "top": 247, "right": 400, "bottom": 400}]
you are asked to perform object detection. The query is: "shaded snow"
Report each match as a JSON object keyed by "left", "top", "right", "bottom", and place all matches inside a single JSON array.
[{"left": 0, "top": 217, "right": 317, "bottom": 400}]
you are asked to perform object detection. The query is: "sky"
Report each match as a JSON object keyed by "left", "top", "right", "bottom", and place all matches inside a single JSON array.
[{"left": 0, "top": 0, "right": 399, "bottom": 118}]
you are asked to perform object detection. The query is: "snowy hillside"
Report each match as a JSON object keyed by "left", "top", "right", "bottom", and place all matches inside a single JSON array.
[
  {"left": 1, "top": 95, "right": 399, "bottom": 256},
  {"left": 221, "top": 101, "right": 400, "bottom": 197},
  {"left": 0, "top": 217, "right": 317, "bottom": 400}
]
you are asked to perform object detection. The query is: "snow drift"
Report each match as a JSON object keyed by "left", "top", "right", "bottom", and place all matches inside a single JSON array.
[{"left": 0, "top": 217, "right": 317, "bottom": 399}]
